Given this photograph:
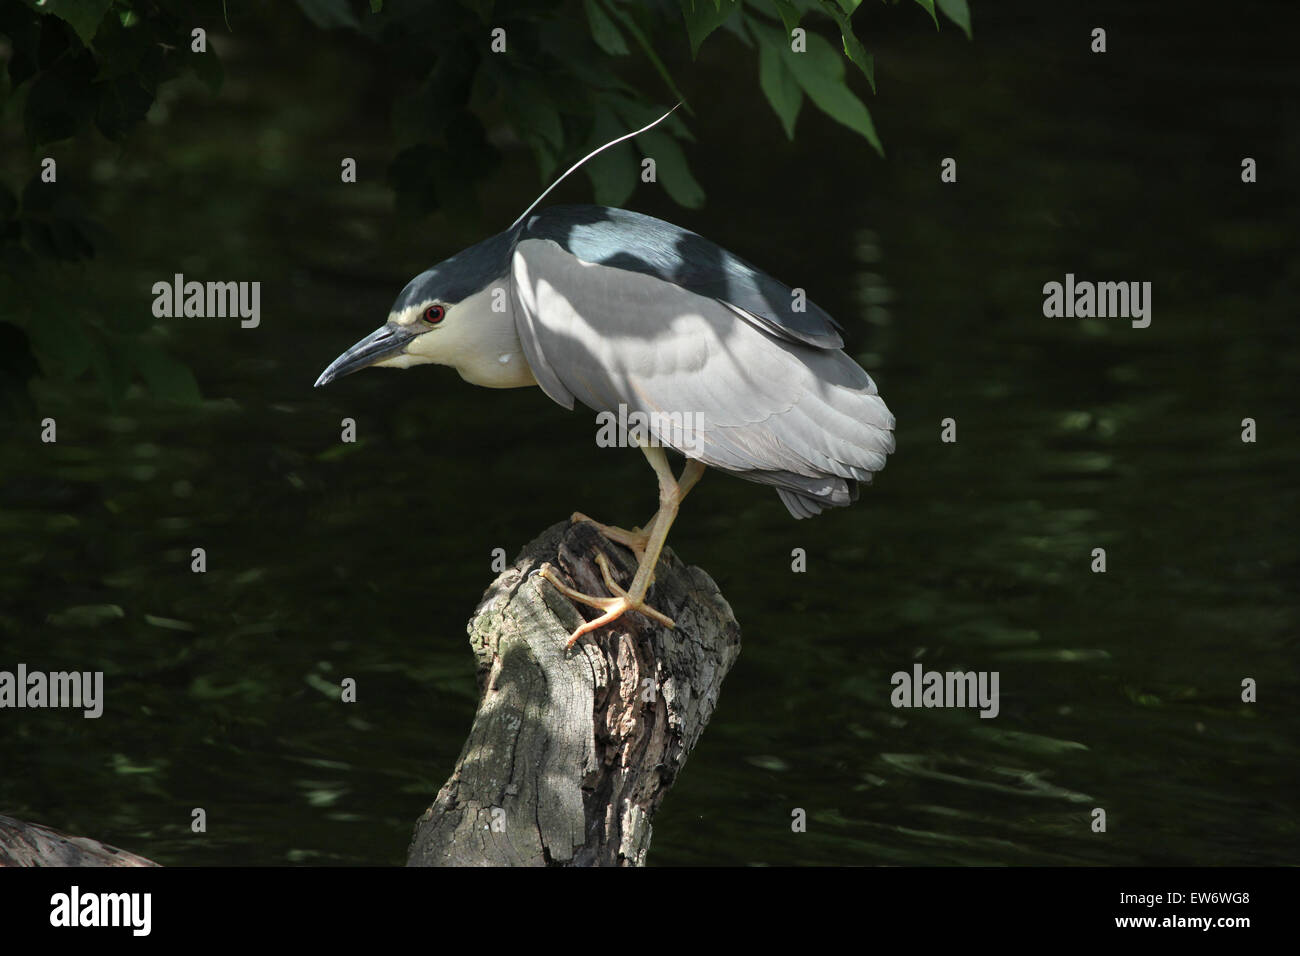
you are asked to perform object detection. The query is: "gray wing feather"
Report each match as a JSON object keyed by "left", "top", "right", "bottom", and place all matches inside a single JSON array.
[
  {"left": 511, "top": 237, "right": 894, "bottom": 518},
  {"left": 521, "top": 205, "right": 845, "bottom": 349}
]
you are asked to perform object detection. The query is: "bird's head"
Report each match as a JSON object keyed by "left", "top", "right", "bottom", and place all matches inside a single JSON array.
[
  {"left": 314, "top": 230, "right": 521, "bottom": 388},
  {"left": 316, "top": 107, "right": 682, "bottom": 392}
]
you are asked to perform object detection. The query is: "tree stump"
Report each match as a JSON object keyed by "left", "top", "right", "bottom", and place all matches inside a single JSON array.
[{"left": 407, "top": 519, "right": 742, "bottom": 867}]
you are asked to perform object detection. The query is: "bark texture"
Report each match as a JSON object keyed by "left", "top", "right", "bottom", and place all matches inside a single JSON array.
[
  {"left": 0, "top": 814, "right": 158, "bottom": 867},
  {"left": 407, "top": 519, "right": 741, "bottom": 867}
]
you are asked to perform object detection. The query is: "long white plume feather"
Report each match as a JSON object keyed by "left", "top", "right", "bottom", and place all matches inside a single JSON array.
[{"left": 509, "top": 104, "right": 681, "bottom": 230}]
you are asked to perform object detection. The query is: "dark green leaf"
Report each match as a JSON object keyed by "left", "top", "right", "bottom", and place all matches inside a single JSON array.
[
  {"left": 819, "top": 1, "right": 874, "bottom": 92},
  {"left": 678, "top": 0, "right": 740, "bottom": 58},
  {"left": 88, "top": 11, "right": 153, "bottom": 79},
  {"left": 585, "top": 0, "right": 629, "bottom": 56},
  {"left": 770, "top": 0, "right": 802, "bottom": 37},
  {"left": 755, "top": 24, "right": 802, "bottom": 138},
  {"left": 783, "top": 29, "right": 882, "bottom": 154},
  {"left": 719, "top": 8, "right": 754, "bottom": 47},
  {"left": 370, "top": 0, "right": 383, "bottom": 11},
  {"left": 539, "top": 17, "right": 635, "bottom": 90},
  {"left": 23, "top": 56, "right": 97, "bottom": 144},
  {"left": 583, "top": 106, "right": 638, "bottom": 206},
  {"left": 911, "top": 0, "right": 939, "bottom": 29},
  {"left": 936, "top": 0, "right": 972, "bottom": 39},
  {"left": 28, "top": 0, "right": 113, "bottom": 46},
  {"left": 636, "top": 128, "right": 704, "bottom": 208},
  {"left": 608, "top": 5, "right": 691, "bottom": 109}
]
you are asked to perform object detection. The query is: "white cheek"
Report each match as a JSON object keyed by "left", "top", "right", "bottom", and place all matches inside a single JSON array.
[{"left": 401, "top": 332, "right": 441, "bottom": 364}]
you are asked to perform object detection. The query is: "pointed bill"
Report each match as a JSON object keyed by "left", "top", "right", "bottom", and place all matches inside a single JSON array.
[{"left": 314, "top": 323, "right": 420, "bottom": 387}]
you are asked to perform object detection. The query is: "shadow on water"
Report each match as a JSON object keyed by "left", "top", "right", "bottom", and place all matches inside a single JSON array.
[{"left": 1, "top": 1, "right": 1297, "bottom": 864}]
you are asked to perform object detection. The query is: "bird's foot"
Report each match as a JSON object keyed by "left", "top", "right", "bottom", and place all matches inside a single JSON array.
[
  {"left": 569, "top": 512, "right": 650, "bottom": 563},
  {"left": 537, "top": 554, "right": 675, "bottom": 647}
]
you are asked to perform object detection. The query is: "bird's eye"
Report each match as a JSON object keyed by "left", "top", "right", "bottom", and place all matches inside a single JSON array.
[{"left": 424, "top": 304, "right": 445, "bottom": 324}]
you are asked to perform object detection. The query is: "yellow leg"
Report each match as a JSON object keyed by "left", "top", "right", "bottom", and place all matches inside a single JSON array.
[
  {"left": 539, "top": 447, "right": 706, "bottom": 647},
  {"left": 569, "top": 512, "right": 650, "bottom": 562},
  {"left": 572, "top": 450, "right": 706, "bottom": 564}
]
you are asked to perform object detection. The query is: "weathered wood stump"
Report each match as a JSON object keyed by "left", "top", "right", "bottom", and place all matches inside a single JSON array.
[
  {"left": 0, "top": 814, "right": 158, "bottom": 867},
  {"left": 407, "top": 520, "right": 742, "bottom": 867}
]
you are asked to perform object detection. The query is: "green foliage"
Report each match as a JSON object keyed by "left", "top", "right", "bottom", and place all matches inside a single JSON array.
[
  {"left": 2, "top": 253, "right": 201, "bottom": 407},
  {"left": 912, "top": 0, "right": 939, "bottom": 29},
  {"left": 936, "top": 0, "right": 973, "bottom": 39},
  {"left": 25, "top": 0, "right": 115, "bottom": 46},
  {"left": 756, "top": 27, "right": 803, "bottom": 139},
  {"left": 9, "top": 0, "right": 221, "bottom": 147},
  {"left": 752, "top": 17, "right": 880, "bottom": 153},
  {"left": 585, "top": 0, "right": 630, "bottom": 56},
  {"left": 678, "top": 0, "right": 741, "bottom": 58},
  {"left": 606, "top": 3, "right": 691, "bottom": 109},
  {"left": 816, "top": 1, "right": 874, "bottom": 92},
  {"left": 771, "top": 0, "right": 803, "bottom": 37},
  {"left": 1, "top": 1, "right": 221, "bottom": 408},
  {"left": 368, "top": 0, "right": 972, "bottom": 217}
]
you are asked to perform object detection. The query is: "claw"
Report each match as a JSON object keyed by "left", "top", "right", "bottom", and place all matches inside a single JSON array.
[
  {"left": 536, "top": 560, "right": 675, "bottom": 646},
  {"left": 542, "top": 448, "right": 705, "bottom": 648},
  {"left": 570, "top": 512, "right": 651, "bottom": 562}
]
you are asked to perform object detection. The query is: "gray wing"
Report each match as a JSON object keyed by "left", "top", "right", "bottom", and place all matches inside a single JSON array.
[
  {"left": 520, "top": 205, "right": 844, "bottom": 349},
  {"left": 510, "top": 237, "right": 895, "bottom": 518}
]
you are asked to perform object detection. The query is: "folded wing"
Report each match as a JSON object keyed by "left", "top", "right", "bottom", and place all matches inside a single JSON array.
[{"left": 510, "top": 234, "right": 895, "bottom": 518}]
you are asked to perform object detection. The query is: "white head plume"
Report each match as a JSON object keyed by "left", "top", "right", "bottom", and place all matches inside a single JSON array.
[{"left": 509, "top": 104, "right": 682, "bottom": 229}]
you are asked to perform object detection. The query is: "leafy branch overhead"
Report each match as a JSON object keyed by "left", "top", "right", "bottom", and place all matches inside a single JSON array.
[
  {"left": 377, "top": 0, "right": 972, "bottom": 213},
  {"left": 6, "top": 0, "right": 972, "bottom": 218},
  {"left": 677, "top": 0, "right": 972, "bottom": 158}
]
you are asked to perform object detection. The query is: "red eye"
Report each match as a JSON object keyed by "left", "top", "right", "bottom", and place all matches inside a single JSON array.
[{"left": 424, "top": 304, "right": 445, "bottom": 324}]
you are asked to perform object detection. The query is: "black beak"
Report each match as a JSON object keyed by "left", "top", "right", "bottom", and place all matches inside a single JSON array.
[{"left": 314, "top": 324, "right": 417, "bottom": 387}]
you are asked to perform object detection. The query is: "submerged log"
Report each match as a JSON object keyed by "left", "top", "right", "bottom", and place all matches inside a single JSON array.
[
  {"left": 407, "top": 519, "right": 742, "bottom": 867},
  {"left": 0, "top": 814, "right": 158, "bottom": 867}
]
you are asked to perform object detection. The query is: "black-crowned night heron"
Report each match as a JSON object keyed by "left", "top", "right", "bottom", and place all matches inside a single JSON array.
[{"left": 316, "top": 113, "right": 895, "bottom": 645}]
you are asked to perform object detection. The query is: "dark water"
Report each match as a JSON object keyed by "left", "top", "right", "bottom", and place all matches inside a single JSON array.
[{"left": 2, "top": 4, "right": 1297, "bottom": 865}]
